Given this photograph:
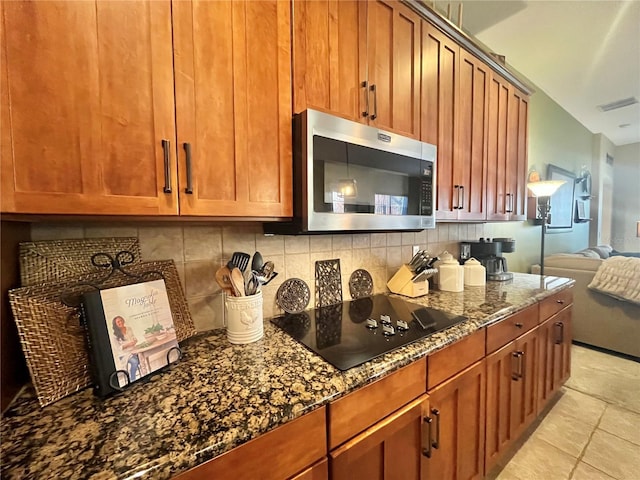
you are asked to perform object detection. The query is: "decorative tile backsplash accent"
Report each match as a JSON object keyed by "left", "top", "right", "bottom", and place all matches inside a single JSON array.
[{"left": 30, "top": 223, "right": 486, "bottom": 332}]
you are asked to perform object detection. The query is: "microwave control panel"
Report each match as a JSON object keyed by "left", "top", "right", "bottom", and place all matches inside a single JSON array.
[{"left": 420, "top": 162, "right": 434, "bottom": 216}]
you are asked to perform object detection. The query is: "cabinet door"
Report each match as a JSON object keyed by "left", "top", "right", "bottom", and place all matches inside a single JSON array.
[
  {"left": 1, "top": 1, "right": 178, "bottom": 215},
  {"left": 424, "top": 361, "right": 485, "bottom": 480},
  {"left": 290, "top": 458, "right": 328, "bottom": 480},
  {"left": 173, "top": 0, "right": 292, "bottom": 217},
  {"left": 456, "top": 50, "right": 489, "bottom": 221},
  {"left": 505, "top": 86, "right": 529, "bottom": 220},
  {"left": 292, "top": 0, "right": 365, "bottom": 123},
  {"left": 511, "top": 328, "right": 539, "bottom": 439},
  {"left": 485, "top": 73, "right": 510, "bottom": 221},
  {"left": 367, "top": 0, "right": 420, "bottom": 138},
  {"left": 537, "top": 306, "right": 572, "bottom": 413},
  {"left": 421, "top": 22, "right": 459, "bottom": 220},
  {"left": 486, "top": 328, "right": 539, "bottom": 471},
  {"left": 331, "top": 394, "right": 428, "bottom": 480}
]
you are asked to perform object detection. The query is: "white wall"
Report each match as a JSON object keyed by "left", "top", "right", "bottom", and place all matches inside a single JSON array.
[{"left": 611, "top": 142, "right": 640, "bottom": 252}]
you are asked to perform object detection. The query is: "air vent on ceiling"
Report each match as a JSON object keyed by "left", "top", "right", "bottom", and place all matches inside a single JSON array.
[{"left": 597, "top": 97, "right": 639, "bottom": 112}]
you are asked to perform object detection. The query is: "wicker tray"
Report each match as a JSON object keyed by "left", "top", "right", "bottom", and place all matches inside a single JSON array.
[
  {"left": 19, "top": 237, "right": 141, "bottom": 286},
  {"left": 8, "top": 260, "right": 195, "bottom": 407}
]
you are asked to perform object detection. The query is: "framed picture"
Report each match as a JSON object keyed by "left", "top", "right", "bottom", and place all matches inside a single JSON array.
[
  {"left": 547, "top": 164, "right": 575, "bottom": 229},
  {"left": 576, "top": 199, "right": 589, "bottom": 221}
]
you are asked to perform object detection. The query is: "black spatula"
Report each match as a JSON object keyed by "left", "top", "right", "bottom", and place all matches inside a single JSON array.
[{"left": 230, "top": 251, "right": 251, "bottom": 272}]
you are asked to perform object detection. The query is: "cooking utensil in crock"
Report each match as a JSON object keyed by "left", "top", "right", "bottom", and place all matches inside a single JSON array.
[
  {"left": 251, "top": 251, "right": 264, "bottom": 273},
  {"left": 230, "top": 252, "right": 251, "bottom": 272},
  {"left": 230, "top": 267, "right": 245, "bottom": 296},
  {"left": 215, "top": 266, "right": 235, "bottom": 295}
]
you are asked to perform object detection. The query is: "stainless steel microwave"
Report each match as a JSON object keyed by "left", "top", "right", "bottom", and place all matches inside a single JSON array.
[{"left": 266, "top": 109, "right": 437, "bottom": 234}]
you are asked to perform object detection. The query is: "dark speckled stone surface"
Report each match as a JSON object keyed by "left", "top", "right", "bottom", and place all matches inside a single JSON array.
[{"left": 1, "top": 273, "right": 573, "bottom": 480}]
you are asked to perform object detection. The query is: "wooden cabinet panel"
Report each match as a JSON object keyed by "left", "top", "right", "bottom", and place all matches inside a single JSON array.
[
  {"left": 422, "top": 23, "right": 490, "bottom": 221},
  {"left": 292, "top": 0, "right": 364, "bottom": 122},
  {"left": 424, "top": 361, "right": 486, "bottom": 480},
  {"left": 290, "top": 458, "right": 328, "bottom": 480},
  {"left": 421, "top": 22, "right": 458, "bottom": 220},
  {"left": 456, "top": 50, "right": 489, "bottom": 221},
  {"left": 367, "top": 0, "right": 421, "bottom": 138},
  {"left": 486, "top": 327, "right": 539, "bottom": 472},
  {"left": 539, "top": 287, "right": 574, "bottom": 321},
  {"left": 1, "top": 0, "right": 178, "bottom": 215},
  {"left": 486, "top": 72, "right": 529, "bottom": 221},
  {"left": 174, "top": 0, "right": 292, "bottom": 217},
  {"left": 331, "top": 395, "right": 428, "bottom": 480},
  {"left": 174, "top": 407, "right": 326, "bottom": 480},
  {"left": 329, "top": 359, "right": 426, "bottom": 449},
  {"left": 486, "top": 304, "right": 539, "bottom": 354},
  {"left": 427, "top": 328, "right": 485, "bottom": 389}
]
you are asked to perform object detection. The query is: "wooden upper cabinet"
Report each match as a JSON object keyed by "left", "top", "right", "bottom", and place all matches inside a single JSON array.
[
  {"left": 486, "top": 72, "right": 529, "bottom": 221},
  {"left": 2, "top": 0, "right": 292, "bottom": 218},
  {"left": 174, "top": 0, "right": 292, "bottom": 217},
  {"left": 292, "top": 0, "right": 420, "bottom": 138},
  {"left": 1, "top": 1, "right": 178, "bottom": 215},
  {"left": 421, "top": 23, "right": 488, "bottom": 221},
  {"left": 366, "top": 0, "right": 421, "bottom": 138},
  {"left": 456, "top": 50, "right": 489, "bottom": 221},
  {"left": 292, "top": 0, "right": 364, "bottom": 122}
]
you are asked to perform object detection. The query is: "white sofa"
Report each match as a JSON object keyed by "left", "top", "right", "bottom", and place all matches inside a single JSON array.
[{"left": 532, "top": 247, "right": 640, "bottom": 358}]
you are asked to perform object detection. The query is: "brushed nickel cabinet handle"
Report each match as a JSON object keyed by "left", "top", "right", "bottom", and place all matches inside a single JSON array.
[{"left": 162, "top": 139, "right": 172, "bottom": 194}]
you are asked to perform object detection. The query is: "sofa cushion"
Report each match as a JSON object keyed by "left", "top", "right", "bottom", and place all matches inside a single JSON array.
[
  {"left": 543, "top": 255, "right": 603, "bottom": 271},
  {"left": 579, "top": 249, "right": 602, "bottom": 259},
  {"left": 587, "top": 245, "right": 613, "bottom": 259}
]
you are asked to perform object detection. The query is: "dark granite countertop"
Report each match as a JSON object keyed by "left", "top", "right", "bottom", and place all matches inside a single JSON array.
[{"left": 1, "top": 273, "right": 574, "bottom": 480}]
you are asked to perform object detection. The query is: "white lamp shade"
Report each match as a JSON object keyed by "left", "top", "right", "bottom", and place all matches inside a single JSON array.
[{"left": 527, "top": 180, "right": 566, "bottom": 197}]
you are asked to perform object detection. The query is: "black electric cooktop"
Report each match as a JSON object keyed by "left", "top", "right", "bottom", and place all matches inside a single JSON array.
[{"left": 271, "top": 294, "right": 468, "bottom": 371}]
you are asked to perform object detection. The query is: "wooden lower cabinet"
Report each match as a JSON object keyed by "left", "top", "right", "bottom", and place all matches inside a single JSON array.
[
  {"left": 330, "top": 394, "right": 429, "bottom": 480},
  {"left": 291, "top": 458, "right": 329, "bottom": 480},
  {"left": 537, "top": 305, "right": 573, "bottom": 412},
  {"left": 423, "top": 360, "right": 486, "bottom": 480},
  {"left": 485, "top": 327, "right": 539, "bottom": 472},
  {"left": 173, "top": 407, "right": 326, "bottom": 480}
]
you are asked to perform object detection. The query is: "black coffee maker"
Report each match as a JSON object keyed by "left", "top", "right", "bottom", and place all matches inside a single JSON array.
[{"left": 459, "top": 238, "right": 516, "bottom": 281}]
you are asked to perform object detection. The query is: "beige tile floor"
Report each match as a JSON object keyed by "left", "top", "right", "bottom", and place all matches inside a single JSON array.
[{"left": 493, "top": 344, "right": 640, "bottom": 480}]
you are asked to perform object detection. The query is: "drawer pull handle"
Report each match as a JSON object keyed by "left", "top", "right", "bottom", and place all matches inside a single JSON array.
[
  {"left": 422, "top": 416, "right": 433, "bottom": 458},
  {"left": 556, "top": 300, "right": 565, "bottom": 305},
  {"left": 515, "top": 322, "right": 523, "bottom": 328},
  {"left": 431, "top": 408, "right": 440, "bottom": 449}
]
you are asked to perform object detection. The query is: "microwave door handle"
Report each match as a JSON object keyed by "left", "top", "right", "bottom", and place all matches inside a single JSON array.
[{"left": 362, "top": 81, "right": 369, "bottom": 118}]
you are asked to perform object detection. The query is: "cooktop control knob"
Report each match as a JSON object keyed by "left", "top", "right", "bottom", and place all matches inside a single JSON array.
[
  {"left": 396, "top": 320, "right": 409, "bottom": 331},
  {"left": 382, "top": 324, "right": 395, "bottom": 336},
  {"left": 366, "top": 318, "right": 378, "bottom": 329},
  {"left": 380, "top": 314, "right": 391, "bottom": 325}
]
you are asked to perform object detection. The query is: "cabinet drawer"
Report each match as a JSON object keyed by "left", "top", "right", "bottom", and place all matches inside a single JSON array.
[
  {"left": 328, "top": 359, "right": 426, "bottom": 450},
  {"left": 486, "top": 304, "right": 539, "bottom": 354},
  {"left": 174, "top": 407, "right": 326, "bottom": 480},
  {"left": 427, "top": 328, "right": 485, "bottom": 390},
  {"left": 539, "top": 287, "right": 574, "bottom": 322}
]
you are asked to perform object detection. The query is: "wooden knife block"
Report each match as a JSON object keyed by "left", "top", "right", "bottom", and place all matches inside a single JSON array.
[{"left": 387, "top": 264, "right": 429, "bottom": 298}]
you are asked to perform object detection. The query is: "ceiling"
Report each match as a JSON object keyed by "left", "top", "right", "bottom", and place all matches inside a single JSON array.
[{"left": 436, "top": 0, "right": 640, "bottom": 146}]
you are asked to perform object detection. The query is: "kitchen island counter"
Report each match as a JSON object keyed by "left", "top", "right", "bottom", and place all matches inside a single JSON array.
[{"left": 1, "top": 273, "right": 573, "bottom": 479}]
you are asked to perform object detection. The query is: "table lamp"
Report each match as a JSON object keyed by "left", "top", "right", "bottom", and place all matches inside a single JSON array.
[{"left": 528, "top": 180, "right": 566, "bottom": 276}]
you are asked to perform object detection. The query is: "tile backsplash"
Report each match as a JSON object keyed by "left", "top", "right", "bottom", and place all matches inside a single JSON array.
[{"left": 30, "top": 222, "right": 486, "bottom": 332}]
